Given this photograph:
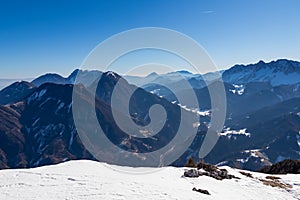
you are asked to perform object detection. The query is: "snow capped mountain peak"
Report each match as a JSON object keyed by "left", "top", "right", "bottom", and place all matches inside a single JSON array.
[
  {"left": 103, "top": 71, "right": 120, "bottom": 79},
  {"left": 223, "top": 59, "right": 300, "bottom": 86}
]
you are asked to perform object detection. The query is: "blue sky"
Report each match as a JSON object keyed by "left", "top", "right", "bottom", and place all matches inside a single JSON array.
[{"left": 0, "top": 0, "right": 300, "bottom": 78}]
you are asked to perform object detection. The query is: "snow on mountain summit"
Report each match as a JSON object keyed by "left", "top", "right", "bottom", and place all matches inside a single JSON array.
[
  {"left": 0, "top": 160, "right": 299, "bottom": 200},
  {"left": 222, "top": 59, "right": 300, "bottom": 86}
]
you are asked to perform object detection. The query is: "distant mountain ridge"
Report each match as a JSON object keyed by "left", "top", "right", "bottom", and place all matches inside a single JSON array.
[
  {"left": 0, "top": 71, "right": 194, "bottom": 168},
  {"left": 0, "top": 78, "right": 33, "bottom": 90},
  {"left": 30, "top": 69, "right": 102, "bottom": 88},
  {"left": 0, "top": 59, "right": 300, "bottom": 171},
  {"left": 222, "top": 59, "right": 300, "bottom": 86},
  {"left": 0, "top": 81, "right": 36, "bottom": 105},
  {"left": 24, "top": 58, "right": 300, "bottom": 90}
]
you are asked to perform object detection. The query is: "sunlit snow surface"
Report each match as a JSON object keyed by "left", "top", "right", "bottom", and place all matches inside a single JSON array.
[{"left": 0, "top": 160, "right": 299, "bottom": 200}]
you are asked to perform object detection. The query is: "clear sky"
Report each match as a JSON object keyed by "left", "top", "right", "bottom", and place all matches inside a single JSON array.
[{"left": 1, "top": 0, "right": 300, "bottom": 78}]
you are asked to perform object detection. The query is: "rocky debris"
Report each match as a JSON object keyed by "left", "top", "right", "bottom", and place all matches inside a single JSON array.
[
  {"left": 196, "top": 162, "right": 219, "bottom": 172},
  {"left": 184, "top": 169, "right": 200, "bottom": 178},
  {"left": 259, "top": 178, "right": 292, "bottom": 189},
  {"left": 265, "top": 176, "right": 281, "bottom": 180},
  {"left": 192, "top": 187, "right": 210, "bottom": 195},
  {"left": 259, "top": 176, "right": 293, "bottom": 189},
  {"left": 240, "top": 171, "right": 253, "bottom": 178},
  {"left": 259, "top": 159, "right": 300, "bottom": 174},
  {"left": 184, "top": 162, "right": 240, "bottom": 180}
]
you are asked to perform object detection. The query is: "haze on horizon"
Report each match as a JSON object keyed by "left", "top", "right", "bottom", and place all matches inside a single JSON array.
[{"left": 0, "top": 0, "right": 300, "bottom": 79}]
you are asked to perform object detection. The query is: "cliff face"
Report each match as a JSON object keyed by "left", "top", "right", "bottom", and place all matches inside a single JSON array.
[{"left": 0, "top": 103, "right": 27, "bottom": 168}]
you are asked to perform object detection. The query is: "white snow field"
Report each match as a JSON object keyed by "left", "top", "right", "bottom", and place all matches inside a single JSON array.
[{"left": 0, "top": 160, "right": 299, "bottom": 200}]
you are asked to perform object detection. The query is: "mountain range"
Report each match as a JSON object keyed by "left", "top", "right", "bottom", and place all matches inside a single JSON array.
[{"left": 0, "top": 59, "right": 299, "bottom": 171}]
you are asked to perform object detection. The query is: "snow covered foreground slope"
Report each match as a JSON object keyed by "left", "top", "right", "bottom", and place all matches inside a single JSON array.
[{"left": 0, "top": 160, "right": 299, "bottom": 200}]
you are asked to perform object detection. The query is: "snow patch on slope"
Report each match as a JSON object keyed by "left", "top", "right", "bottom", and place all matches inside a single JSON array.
[
  {"left": 177, "top": 104, "right": 210, "bottom": 117},
  {"left": 229, "top": 84, "right": 245, "bottom": 95},
  {"left": 219, "top": 128, "right": 251, "bottom": 138},
  {"left": 26, "top": 89, "right": 47, "bottom": 104},
  {"left": 296, "top": 131, "right": 300, "bottom": 148}
]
